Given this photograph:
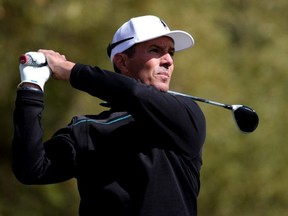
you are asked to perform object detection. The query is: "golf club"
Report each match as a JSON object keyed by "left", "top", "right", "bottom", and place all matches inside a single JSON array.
[
  {"left": 18, "top": 54, "right": 259, "bottom": 133},
  {"left": 168, "top": 90, "right": 259, "bottom": 133}
]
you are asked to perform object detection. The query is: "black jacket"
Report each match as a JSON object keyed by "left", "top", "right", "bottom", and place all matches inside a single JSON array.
[{"left": 12, "top": 64, "right": 206, "bottom": 216}]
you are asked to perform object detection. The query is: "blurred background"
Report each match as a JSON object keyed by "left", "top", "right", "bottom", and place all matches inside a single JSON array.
[{"left": 1, "top": 0, "right": 287, "bottom": 215}]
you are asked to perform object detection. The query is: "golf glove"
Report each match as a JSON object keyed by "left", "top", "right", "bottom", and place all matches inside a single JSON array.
[{"left": 18, "top": 52, "right": 51, "bottom": 91}]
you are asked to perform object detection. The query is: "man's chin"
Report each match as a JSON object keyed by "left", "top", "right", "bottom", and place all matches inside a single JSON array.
[{"left": 153, "top": 83, "right": 169, "bottom": 92}]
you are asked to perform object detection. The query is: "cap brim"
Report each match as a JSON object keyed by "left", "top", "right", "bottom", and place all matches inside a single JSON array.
[
  {"left": 166, "top": 30, "right": 194, "bottom": 51},
  {"left": 110, "top": 30, "right": 194, "bottom": 62}
]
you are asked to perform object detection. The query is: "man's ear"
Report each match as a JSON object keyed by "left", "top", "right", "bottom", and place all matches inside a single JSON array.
[{"left": 113, "top": 53, "right": 129, "bottom": 74}]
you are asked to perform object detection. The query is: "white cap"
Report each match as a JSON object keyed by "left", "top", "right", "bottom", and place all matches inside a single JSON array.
[{"left": 107, "top": 15, "right": 194, "bottom": 62}]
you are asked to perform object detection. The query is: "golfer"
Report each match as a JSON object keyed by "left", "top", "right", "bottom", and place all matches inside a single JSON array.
[{"left": 12, "top": 15, "right": 206, "bottom": 216}]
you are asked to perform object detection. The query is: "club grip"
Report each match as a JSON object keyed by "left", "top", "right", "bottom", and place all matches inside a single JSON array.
[{"left": 19, "top": 54, "right": 47, "bottom": 67}]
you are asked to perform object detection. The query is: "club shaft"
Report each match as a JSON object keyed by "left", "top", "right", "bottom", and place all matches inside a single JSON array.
[{"left": 168, "top": 90, "right": 232, "bottom": 110}]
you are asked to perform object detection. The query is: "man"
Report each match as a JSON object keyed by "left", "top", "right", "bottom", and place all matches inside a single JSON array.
[{"left": 12, "top": 15, "right": 206, "bottom": 216}]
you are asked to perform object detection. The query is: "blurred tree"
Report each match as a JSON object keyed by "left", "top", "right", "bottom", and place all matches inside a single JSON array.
[{"left": 1, "top": 0, "right": 288, "bottom": 215}]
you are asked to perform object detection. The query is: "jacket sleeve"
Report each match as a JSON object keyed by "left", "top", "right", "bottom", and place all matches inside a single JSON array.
[
  {"left": 70, "top": 64, "right": 206, "bottom": 157},
  {"left": 12, "top": 89, "right": 76, "bottom": 185}
]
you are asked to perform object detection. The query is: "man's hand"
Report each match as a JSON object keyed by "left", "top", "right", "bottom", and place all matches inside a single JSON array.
[
  {"left": 38, "top": 49, "right": 75, "bottom": 81},
  {"left": 18, "top": 52, "right": 51, "bottom": 91}
]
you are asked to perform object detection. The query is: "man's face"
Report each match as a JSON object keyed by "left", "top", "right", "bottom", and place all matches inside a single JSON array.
[{"left": 123, "top": 36, "right": 175, "bottom": 92}]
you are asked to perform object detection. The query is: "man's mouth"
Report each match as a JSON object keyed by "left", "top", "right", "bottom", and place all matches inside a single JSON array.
[{"left": 156, "top": 71, "right": 170, "bottom": 77}]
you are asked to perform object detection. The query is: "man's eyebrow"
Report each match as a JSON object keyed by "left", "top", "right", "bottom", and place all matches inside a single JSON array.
[{"left": 149, "top": 44, "right": 175, "bottom": 51}]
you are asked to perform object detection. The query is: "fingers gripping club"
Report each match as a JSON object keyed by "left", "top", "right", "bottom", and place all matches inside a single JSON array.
[{"left": 19, "top": 53, "right": 47, "bottom": 67}]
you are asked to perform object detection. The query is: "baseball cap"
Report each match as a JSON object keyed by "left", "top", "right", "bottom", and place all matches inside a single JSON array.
[{"left": 107, "top": 15, "right": 194, "bottom": 62}]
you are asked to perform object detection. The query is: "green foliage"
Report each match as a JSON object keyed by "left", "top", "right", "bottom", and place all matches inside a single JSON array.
[{"left": 1, "top": 0, "right": 287, "bottom": 215}]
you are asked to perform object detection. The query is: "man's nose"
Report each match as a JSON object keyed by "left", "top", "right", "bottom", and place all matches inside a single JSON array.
[{"left": 161, "top": 53, "right": 173, "bottom": 67}]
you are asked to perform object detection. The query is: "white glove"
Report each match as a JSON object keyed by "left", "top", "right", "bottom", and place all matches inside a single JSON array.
[{"left": 18, "top": 52, "right": 51, "bottom": 91}]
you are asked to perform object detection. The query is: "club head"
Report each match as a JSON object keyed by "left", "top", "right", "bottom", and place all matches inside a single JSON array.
[{"left": 231, "top": 105, "right": 259, "bottom": 133}]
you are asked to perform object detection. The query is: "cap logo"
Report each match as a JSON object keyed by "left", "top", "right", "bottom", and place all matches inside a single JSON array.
[{"left": 160, "top": 19, "right": 168, "bottom": 29}]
